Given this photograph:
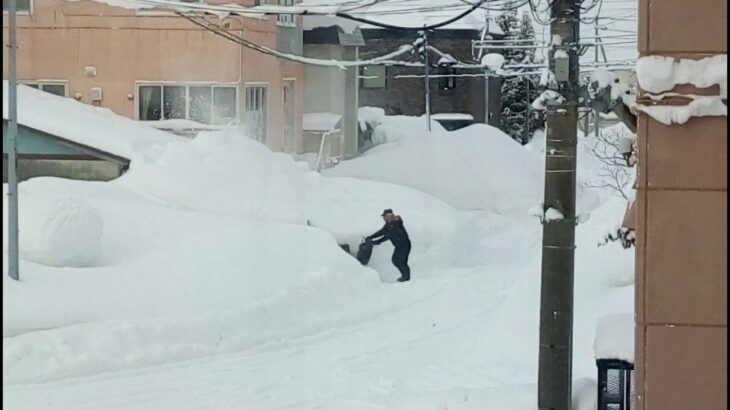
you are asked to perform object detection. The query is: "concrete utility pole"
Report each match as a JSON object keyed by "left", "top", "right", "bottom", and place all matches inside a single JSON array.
[
  {"left": 537, "top": 0, "right": 579, "bottom": 409},
  {"left": 7, "top": 0, "right": 20, "bottom": 281},
  {"left": 421, "top": 30, "right": 432, "bottom": 131}
]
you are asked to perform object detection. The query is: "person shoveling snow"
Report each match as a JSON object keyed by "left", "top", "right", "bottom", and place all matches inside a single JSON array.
[{"left": 366, "top": 209, "right": 412, "bottom": 282}]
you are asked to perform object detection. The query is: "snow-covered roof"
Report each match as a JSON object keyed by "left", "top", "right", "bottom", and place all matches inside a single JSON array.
[{"left": 3, "top": 82, "right": 183, "bottom": 161}]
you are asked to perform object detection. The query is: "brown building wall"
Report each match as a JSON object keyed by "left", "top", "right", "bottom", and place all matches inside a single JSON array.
[
  {"left": 358, "top": 29, "right": 489, "bottom": 124},
  {"left": 635, "top": 1, "right": 727, "bottom": 409},
  {"left": 2, "top": 0, "right": 305, "bottom": 152}
]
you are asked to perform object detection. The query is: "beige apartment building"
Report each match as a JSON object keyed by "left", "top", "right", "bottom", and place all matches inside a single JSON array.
[{"left": 3, "top": 0, "right": 304, "bottom": 152}]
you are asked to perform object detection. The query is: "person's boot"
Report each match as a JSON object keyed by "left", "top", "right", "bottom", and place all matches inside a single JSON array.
[{"left": 397, "top": 276, "right": 410, "bottom": 282}]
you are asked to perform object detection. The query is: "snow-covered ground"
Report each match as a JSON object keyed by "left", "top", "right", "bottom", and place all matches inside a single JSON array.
[{"left": 3, "top": 119, "right": 633, "bottom": 409}]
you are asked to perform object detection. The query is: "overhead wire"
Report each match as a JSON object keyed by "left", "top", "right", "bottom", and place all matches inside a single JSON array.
[{"left": 116, "top": 0, "right": 635, "bottom": 82}]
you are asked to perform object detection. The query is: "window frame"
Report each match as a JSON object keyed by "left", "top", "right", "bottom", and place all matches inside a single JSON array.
[
  {"left": 20, "top": 80, "right": 68, "bottom": 97},
  {"left": 134, "top": 81, "right": 240, "bottom": 125},
  {"left": 2, "top": 0, "right": 32, "bottom": 15},
  {"left": 359, "top": 65, "right": 386, "bottom": 89},
  {"left": 244, "top": 82, "right": 269, "bottom": 143},
  {"left": 282, "top": 78, "right": 296, "bottom": 152},
  {"left": 276, "top": 0, "right": 296, "bottom": 27},
  {"left": 438, "top": 67, "right": 457, "bottom": 91}
]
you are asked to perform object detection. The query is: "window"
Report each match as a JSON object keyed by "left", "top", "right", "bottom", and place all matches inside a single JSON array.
[
  {"left": 2, "top": 0, "right": 31, "bottom": 12},
  {"left": 245, "top": 85, "right": 268, "bottom": 143},
  {"left": 276, "top": 0, "right": 295, "bottom": 27},
  {"left": 360, "top": 65, "right": 386, "bottom": 89},
  {"left": 22, "top": 81, "right": 67, "bottom": 97},
  {"left": 136, "top": 83, "right": 238, "bottom": 125},
  {"left": 282, "top": 79, "right": 296, "bottom": 152},
  {"left": 439, "top": 68, "right": 457, "bottom": 91}
]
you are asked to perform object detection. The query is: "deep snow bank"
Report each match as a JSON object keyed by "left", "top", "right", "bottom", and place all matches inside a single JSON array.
[
  {"left": 326, "top": 124, "right": 543, "bottom": 214},
  {"left": 3, "top": 125, "right": 632, "bottom": 397},
  {"left": 3, "top": 129, "right": 485, "bottom": 383},
  {"left": 118, "top": 130, "right": 318, "bottom": 224}
]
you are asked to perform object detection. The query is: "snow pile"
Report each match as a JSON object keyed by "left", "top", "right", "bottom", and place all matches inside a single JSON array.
[
  {"left": 359, "top": 106, "right": 386, "bottom": 127},
  {"left": 636, "top": 55, "right": 727, "bottom": 96},
  {"left": 369, "top": 114, "right": 445, "bottom": 146},
  {"left": 2, "top": 186, "right": 103, "bottom": 268},
  {"left": 327, "top": 124, "right": 543, "bottom": 213},
  {"left": 25, "top": 198, "right": 103, "bottom": 268},
  {"left": 2, "top": 82, "right": 183, "bottom": 162},
  {"left": 358, "top": 106, "right": 387, "bottom": 134},
  {"left": 118, "top": 130, "right": 317, "bottom": 224},
  {"left": 594, "top": 314, "right": 634, "bottom": 363}
]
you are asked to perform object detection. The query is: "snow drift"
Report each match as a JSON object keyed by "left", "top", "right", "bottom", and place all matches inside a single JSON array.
[{"left": 327, "top": 123, "right": 543, "bottom": 214}]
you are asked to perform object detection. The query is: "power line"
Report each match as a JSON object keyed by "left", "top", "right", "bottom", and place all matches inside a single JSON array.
[
  {"left": 334, "top": 0, "right": 489, "bottom": 31},
  {"left": 177, "top": 12, "right": 420, "bottom": 67}
]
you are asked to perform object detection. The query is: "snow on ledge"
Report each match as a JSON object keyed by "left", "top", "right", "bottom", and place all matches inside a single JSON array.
[
  {"left": 637, "top": 95, "right": 727, "bottom": 125},
  {"left": 431, "top": 113, "right": 475, "bottom": 121},
  {"left": 636, "top": 55, "right": 727, "bottom": 97},
  {"left": 594, "top": 314, "right": 634, "bottom": 363},
  {"left": 144, "top": 119, "right": 225, "bottom": 131}
]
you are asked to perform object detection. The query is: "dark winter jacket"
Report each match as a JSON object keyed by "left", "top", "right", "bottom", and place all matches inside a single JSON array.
[{"left": 368, "top": 216, "right": 411, "bottom": 249}]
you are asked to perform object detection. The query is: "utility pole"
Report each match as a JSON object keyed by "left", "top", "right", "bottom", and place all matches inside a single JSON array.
[
  {"left": 483, "top": 11, "right": 490, "bottom": 126},
  {"left": 593, "top": 17, "right": 601, "bottom": 137},
  {"left": 420, "top": 29, "right": 432, "bottom": 131},
  {"left": 537, "top": 0, "right": 579, "bottom": 409},
  {"left": 525, "top": 77, "right": 531, "bottom": 143},
  {"left": 7, "top": 0, "right": 20, "bottom": 281}
]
